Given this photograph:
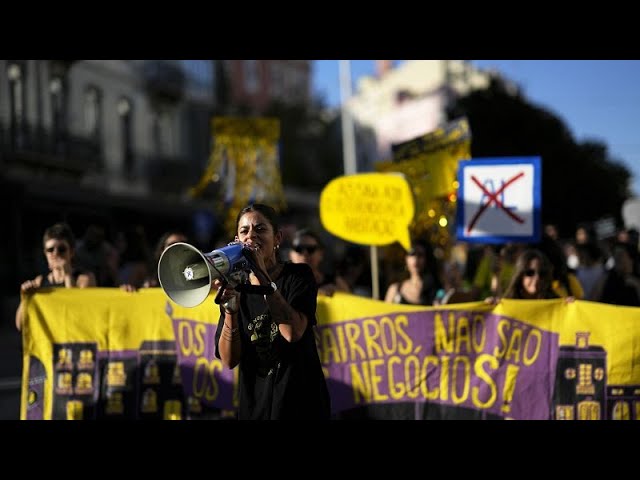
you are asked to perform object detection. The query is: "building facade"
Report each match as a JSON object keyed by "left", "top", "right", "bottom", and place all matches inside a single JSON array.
[
  {"left": 0, "top": 60, "right": 218, "bottom": 292},
  {"left": 346, "top": 60, "right": 499, "bottom": 171},
  {"left": 220, "top": 60, "right": 311, "bottom": 112}
]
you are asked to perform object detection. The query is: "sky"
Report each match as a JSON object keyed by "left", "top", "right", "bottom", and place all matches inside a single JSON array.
[{"left": 312, "top": 60, "right": 640, "bottom": 196}]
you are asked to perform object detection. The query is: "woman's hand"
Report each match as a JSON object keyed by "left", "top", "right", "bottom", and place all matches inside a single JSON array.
[
  {"left": 318, "top": 284, "right": 337, "bottom": 297},
  {"left": 21, "top": 279, "right": 39, "bottom": 294},
  {"left": 243, "top": 244, "right": 269, "bottom": 283},
  {"left": 214, "top": 278, "right": 241, "bottom": 313},
  {"left": 484, "top": 296, "right": 501, "bottom": 305}
]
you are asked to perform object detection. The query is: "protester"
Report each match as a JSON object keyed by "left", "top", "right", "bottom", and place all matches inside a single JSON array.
[
  {"left": 289, "top": 228, "right": 349, "bottom": 296},
  {"left": 116, "top": 225, "right": 152, "bottom": 290},
  {"left": 591, "top": 242, "right": 640, "bottom": 307},
  {"left": 213, "top": 203, "right": 330, "bottom": 420},
  {"left": 384, "top": 238, "right": 442, "bottom": 306},
  {"left": 15, "top": 222, "right": 96, "bottom": 331},
  {"left": 335, "top": 244, "right": 371, "bottom": 297},
  {"left": 537, "top": 234, "right": 584, "bottom": 299},
  {"left": 486, "top": 248, "right": 574, "bottom": 304},
  {"left": 120, "top": 230, "right": 188, "bottom": 291},
  {"left": 75, "top": 224, "right": 119, "bottom": 287},
  {"left": 501, "top": 249, "right": 558, "bottom": 300}
]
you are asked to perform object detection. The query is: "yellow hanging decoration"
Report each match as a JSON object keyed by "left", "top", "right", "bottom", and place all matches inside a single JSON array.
[
  {"left": 189, "top": 117, "right": 286, "bottom": 237},
  {"left": 375, "top": 117, "right": 471, "bottom": 247}
]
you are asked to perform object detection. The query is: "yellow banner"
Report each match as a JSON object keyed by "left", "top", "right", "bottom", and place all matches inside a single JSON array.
[
  {"left": 21, "top": 289, "right": 640, "bottom": 420},
  {"left": 376, "top": 117, "right": 471, "bottom": 247}
]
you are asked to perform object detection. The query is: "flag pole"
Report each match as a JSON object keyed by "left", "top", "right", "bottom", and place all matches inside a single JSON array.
[{"left": 339, "top": 60, "right": 380, "bottom": 300}]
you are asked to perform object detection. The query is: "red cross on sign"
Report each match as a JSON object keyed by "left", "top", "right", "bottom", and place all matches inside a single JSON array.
[{"left": 457, "top": 157, "right": 541, "bottom": 243}]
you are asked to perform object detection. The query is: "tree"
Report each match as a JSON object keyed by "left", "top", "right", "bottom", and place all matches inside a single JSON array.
[
  {"left": 447, "top": 77, "right": 632, "bottom": 237},
  {"left": 263, "top": 99, "right": 342, "bottom": 190}
]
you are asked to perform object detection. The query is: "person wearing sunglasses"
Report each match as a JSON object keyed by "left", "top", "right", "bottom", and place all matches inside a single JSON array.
[
  {"left": 288, "top": 228, "right": 349, "bottom": 296},
  {"left": 15, "top": 222, "right": 96, "bottom": 330},
  {"left": 500, "top": 249, "right": 557, "bottom": 300}
]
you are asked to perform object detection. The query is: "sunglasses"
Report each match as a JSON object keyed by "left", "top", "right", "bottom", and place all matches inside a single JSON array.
[
  {"left": 524, "top": 269, "right": 545, "bottom": 277},
  {"left": 46, "top": 245, "right": 68, "bottom": 254},
  {"left": 293, "top": 244, "right": 319, "bottom": 254}
]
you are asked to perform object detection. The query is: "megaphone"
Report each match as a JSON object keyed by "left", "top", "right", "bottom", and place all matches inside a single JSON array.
[{"left": 158, "top": 241, "right": 250, "bottom": 307}]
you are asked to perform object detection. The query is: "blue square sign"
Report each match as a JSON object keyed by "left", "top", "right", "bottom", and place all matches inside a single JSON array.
[{"left": 456, "top": 156, "right": 541, "bottom": 244}]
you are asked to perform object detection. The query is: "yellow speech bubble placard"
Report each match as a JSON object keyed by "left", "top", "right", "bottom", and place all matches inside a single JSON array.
[{"left": 320, "top": 173, "right": 415, "bottom": 251}]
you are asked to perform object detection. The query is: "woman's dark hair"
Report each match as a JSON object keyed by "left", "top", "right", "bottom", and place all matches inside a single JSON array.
[
  {"left": 236, "top": 203, "right": 280, "bottom": 233},
  {"left": 407, "top": 238, "right": 443, "bottom": 304},
  {"left": 503, "top": 249, "right": 556, "bottom": 299},
  {"left": 292, "top": 228, "right": 323, "bottom": 249},
  {"left": 536, "top": 233, "right": 574, "bottom": 295},
  {"left": 43, "top": 222, "right": 76, "bottom": 250},
  {"left": 154, "top": 230, "right": 188, "bottom": 263}
]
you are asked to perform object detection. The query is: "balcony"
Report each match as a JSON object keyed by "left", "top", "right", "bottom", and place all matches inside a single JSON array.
[
  {"left": 0, "top": 122, "right": 102, "bottom": 177},
  {"left": 142, "top": 61, "right": 185, "bottom": 103}
]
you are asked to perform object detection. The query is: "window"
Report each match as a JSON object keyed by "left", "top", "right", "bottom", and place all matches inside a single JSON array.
[
  {"left": 50, "top": 76, "right": 66, "bottom": 153},
  {"left": 84, "top": 86, "right": 102, "bottom": 139},
  {"left": 243, "top": 60, "right": 259, "bottom": 94},
  {"left": 270, "top": 63, "right": 284, "bottom": 99},
  {"left": 117, "top": 97, "right": 134, "bottom": 172},
  {"left": 7, "top": 62, "right": 25, "bottom": 148},
  {"left": 576, "top": 363, "right": 595, "bottom": 395},
  {"left": 152, "top": 108, "right": 173, "bottom": 156}
]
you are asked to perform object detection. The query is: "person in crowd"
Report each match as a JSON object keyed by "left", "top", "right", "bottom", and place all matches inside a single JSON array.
[
  {"left": 470, "top": 244, "right": 522, "bottom": 301},
  {"left": 213, "top": 203, "right": 330, "bottom": 420},
  {"left": 121, "top": 230, "right": 189, "bottom": 292},
  {"left": 145, "top": 231, "right": 189, "bottom": 287},
  {"left": 116, "top": 225, "right": 151, "bottom": 290},
  {"left": 486, "top": 249, "right": 574, "bottom": 304},
  {"left": 501, "top": 249, "right": 558, "bottom": 300},
  {"left": 288, "top": 228, "right": 349, "bottom": 296},
  {"left": 75, "top": 223, "right": 119, "bottom": 287},
  {"left": 336, "top": 244, "right": 371, "bottom": 297},
  {"left": 15, "top": 222, "right": 96, "bottom": 331},
  {"left": 434, "top": 259, "right": 475, "bottom": 305},
  {"left": 591, "top": 242, "right": 640, "bottom": 307},
  {"left": 575, "top": 242, "right": 605, "bottom": 300},
  {"left": 384, "top": 238, "right": 442, "bottom": 306},
  {"left": 575, "top": 223, "right": 596, "bottom": 246},
  {"left": 544, "top": 223, "right": 559, "bottom": 241},
  {"left": 537, "top": 234, "right": 584, "bottom": 299}
]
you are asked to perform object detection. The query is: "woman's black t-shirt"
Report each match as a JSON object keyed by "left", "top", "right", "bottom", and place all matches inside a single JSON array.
[{"left": 215, "top": 262, "right": 330, "bottom": 419}]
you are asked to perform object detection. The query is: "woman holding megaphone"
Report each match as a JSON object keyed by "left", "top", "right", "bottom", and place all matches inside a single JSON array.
[{"left": 213, "top": 203, "right": 330, "bottom": 420}]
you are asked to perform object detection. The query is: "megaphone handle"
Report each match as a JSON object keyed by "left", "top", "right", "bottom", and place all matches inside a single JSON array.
[{"left": 214, "top": 280, "right": 228, "bottom": 305}]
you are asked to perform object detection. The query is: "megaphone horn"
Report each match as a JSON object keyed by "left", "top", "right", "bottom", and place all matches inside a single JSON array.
[{"left": 158, "top": 242, "right": 249, "bottom": 308}]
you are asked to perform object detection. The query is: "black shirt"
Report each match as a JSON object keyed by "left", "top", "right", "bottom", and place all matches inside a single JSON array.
[{"left": 215, "top": 262, "right": 330, "bottom": 419}]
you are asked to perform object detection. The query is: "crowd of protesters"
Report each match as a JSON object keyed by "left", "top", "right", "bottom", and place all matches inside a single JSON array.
[{"left": 15, "top": 218, "right": 640, "bottom": 332}]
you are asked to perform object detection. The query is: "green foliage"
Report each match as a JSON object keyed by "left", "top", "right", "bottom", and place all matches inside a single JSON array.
[
  {"left": 447, "top": 77, "right": 632, "bottom": 237},
  {"left": 264, "top": 99, "right": 342, "bottom": 190}
]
